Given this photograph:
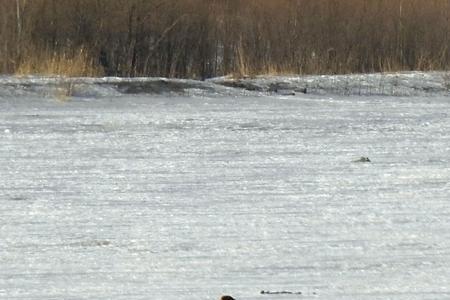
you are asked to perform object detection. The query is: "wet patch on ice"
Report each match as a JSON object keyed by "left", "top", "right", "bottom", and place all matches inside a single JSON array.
[
  {"left": 8, "top": 195, "right": 28, "bottom": 201},
  {"left": 65, "top": 240, "right": 112, "bottom": 248},
  {"left": 260, "top": 290, "right": 303, "bottom": 295},
  {"left": 227, "top": 122, "right": 274, "bottom": 132}
]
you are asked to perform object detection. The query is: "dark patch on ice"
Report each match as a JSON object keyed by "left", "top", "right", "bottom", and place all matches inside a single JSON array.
[
  {"left": 78, "top": 124, "right": 109, "bottom": 133},
  {"left": 67, "top": 240, "right": 111, "bottom": 248},
  {"left": 260, "top": 290, "right": 303, "bottom": 295},
  {"left": 9, "top": 195, "right": 27, "bottom": 201},
  {"left": 5, "top": 114, "right": 65, "bottom": 120},
  {"left": 228, "top": 122, "right": 272, "bottom": 132}
]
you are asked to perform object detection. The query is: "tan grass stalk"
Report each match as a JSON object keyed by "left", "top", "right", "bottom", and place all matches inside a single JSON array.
[{"left": 16, "top": 47, "right": 103, "bottom": 77}]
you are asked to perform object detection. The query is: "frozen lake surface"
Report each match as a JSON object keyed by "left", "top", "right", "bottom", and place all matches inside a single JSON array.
[{"left": 1, "top": 74, "right": 450, "bottom": 299}]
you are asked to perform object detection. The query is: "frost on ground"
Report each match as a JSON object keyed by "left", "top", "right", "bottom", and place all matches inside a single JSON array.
[{"left": 1, "top": 73, "right": 450, "bottom": 300}]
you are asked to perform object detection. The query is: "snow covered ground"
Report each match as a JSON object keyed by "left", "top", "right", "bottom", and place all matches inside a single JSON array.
[
  {"left": 1, "top": 73, "right": 450, "bottom": 300},
  {"left": 1, "top": 71, "right": 449, "bottom": 98}
]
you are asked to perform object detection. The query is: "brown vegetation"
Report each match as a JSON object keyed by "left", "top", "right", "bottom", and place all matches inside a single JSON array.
[
  {"left": 15, "top": 47, "right": 103, "bottom": 76},
  {"left": 1, "top": 0, "right": 449, "bottom": 78}
]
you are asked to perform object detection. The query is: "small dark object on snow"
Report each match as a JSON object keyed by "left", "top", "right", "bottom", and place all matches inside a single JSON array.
[
  {"left": 354, "top": 156, "right": 371, "bottom": 163},
  {"left": 220, "top": 296, "right": 236, "bottom": 300}
]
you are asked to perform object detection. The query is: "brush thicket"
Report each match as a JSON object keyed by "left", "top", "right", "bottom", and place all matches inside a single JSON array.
[{"left": 1, "top": 0, "right": 449, "bottom": 78}]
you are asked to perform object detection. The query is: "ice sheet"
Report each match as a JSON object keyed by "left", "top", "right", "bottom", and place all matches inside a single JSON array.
[{"left": 1, "top": 76, "right": 450, "bottom": 300}]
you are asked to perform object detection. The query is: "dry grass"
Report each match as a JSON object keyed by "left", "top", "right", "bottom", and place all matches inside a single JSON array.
[{"left": 15, "top": 47, "right": 103, "bottom": 77}]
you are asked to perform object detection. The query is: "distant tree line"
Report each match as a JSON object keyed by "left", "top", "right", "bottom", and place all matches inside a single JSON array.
[{"left": 1, "top": 0, "right": 449, "bottom": 77}]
